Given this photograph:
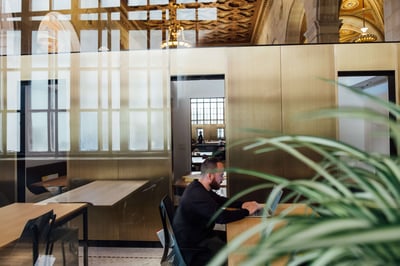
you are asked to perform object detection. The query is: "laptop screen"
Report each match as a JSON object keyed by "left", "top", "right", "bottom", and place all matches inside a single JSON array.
[{"left": 249, "top": 188, "right": 283, "bottom": 217}]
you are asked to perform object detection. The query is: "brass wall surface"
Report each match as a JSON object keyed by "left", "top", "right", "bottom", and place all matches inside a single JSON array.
[{"left": 226, "top": 46, "right": 284, "bottom": 201}]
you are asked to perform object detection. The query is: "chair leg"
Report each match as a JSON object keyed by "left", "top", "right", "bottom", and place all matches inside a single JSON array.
[{"left": 61, "top": 241, "right": 66, "bottom": 266}]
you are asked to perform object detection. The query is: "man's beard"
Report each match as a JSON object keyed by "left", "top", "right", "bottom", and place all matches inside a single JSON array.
[{"left": 210, "top": 178, "right": 221, "bottom": 190}]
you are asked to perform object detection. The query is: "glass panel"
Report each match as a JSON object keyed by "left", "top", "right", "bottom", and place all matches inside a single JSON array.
[
  {"left": 150, "top": 70, "right": 163, "bottom": 108},
  {"left": 111, "top": 70, "right": 120, "bottom": 109},
  {"left": 80, "top": 13, "right": 98, "bottom": 20},
  {"left": 102, "top": 111, "right": 108, "bottom": 151},
  {"left": 80, "top": 30, "right": 98, "bottom": 52},
  {"left": 150, "top": 0, "right": 168, "bottom": 5},
  {"left": 129, "top": 111, "right": 148, "bottom": 151},
  {"left": 7, "top": 71, "right": 20, "bottom": 110},
  {"left": 101, "top": 0, "right": 120, "bottom": 8},
  {"left": 101, "top": 71, "right": 108, "bottom": 109},
  {"left": 57, "top": 76, "right": 70, "bottom": 110},
  {"left": 110, "top": 50, "right": 120, "bottom": 67},
  {"left": 58, "top": 31, "right": 73, "bottom": 53},
  {"left": 111, "top": 30, "right": 120, "bottom": 51},
  {"left": 58, "top": 112, "right": 70, "bottom": 151},
  {"left": 80, "top": 112, "right": 98, "bottom": 151},
  {"left": 101, "top": 29, "right": 108, "bottom": 51},
  {"left": 198, "top": 8, "right": 217, "bottom": 20},
  {"left": 57, "top": 50, "right": 72, "bottom": 67},
  {"left": 4, "top": 0, "right": 22, "bottom": 13},
  {"left": 111, "top": 12, "right": 120, "bottom": 20},
  {"left": 129, "top": 70, "right": 148, "bottom": 108},
  {"left": 129, "top": 30, "right": 147, "bottom": 50},
  {"left": 112, "top": 111, "right": 120, "bottom": 151},
  {"left": 80, "top": 71, "right": 98, "bottom": 109},
  {"left": 6, "top": 35, "right": 21, "bottom": 67},
  {"left": 177, "top": 0, "right": 196, "bottom": 3},
  {"left": 80, "top": 52, "right": 98, "bottom": 67},
  {"left": 149, "top": 10, "right": 162, "bottom": 20},
  {"left": 151, "top": 111, "right": 164, "bottom": 150},
  {"left": 183, "top": 29, "right": 195, "bottom": 44},
  {"left": 31, "top": 81, "right": 48, "bottom": 110},
  {"left": 150, "top": 30, "right": 162, "bottom": 50},
  {"left": 34, "top": 30, "right": 50, "bottom": 54},
  {"left": 31, "top": 112, "right": 48, "bottom": 152},
  {"left": 129, "top": 51, "right": 147, "bottom": 67},
  {"left": 128, "top": 0, "right": 146, "bottom": 6},
  {"left": 53, "top": 0, "right": 71, "bottom": 10},
  {"left": 177, "top": 9, "right": 195, "bottom": 20},
  {"left": 7, "top": 113, "right": 19, "bottom": 152},
  {"left": 129, "top": 11, "right": 147, "bottom": 20},
  {"left": 31, "top": 0, "right": 49, "bottom": 12},
  {"left": 80, "top": 0, "right": 98, "bottom": 8}
]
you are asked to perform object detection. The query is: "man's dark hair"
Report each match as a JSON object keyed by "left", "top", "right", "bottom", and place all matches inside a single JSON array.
[{"left": 200, "top": 157, "right": 221, "bottom": 175}]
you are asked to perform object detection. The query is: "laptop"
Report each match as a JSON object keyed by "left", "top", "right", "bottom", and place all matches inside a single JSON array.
[{"left": 249, "top": 188, "right": 283, "bottom": 217}]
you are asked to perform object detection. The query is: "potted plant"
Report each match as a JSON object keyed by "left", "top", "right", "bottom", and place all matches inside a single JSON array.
[{"left": 210, "top": 81, "right": 400, "bottom": 265}]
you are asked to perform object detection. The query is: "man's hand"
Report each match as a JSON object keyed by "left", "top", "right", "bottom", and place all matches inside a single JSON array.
[{"left": 242, "top": 201, "right": 262, "bottom": 215}]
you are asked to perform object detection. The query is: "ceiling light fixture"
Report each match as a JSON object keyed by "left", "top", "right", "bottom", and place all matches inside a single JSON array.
[
  {"left": 354, "top": 0, "right": 377, "bottom": 43},
  {"left": 161, "top": 2, "right": 191, "bottom": 49}
]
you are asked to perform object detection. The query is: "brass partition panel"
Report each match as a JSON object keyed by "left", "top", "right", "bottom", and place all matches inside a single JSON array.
[
  {"left": 226, "top": 46, "right": 284, "bottom": 202},
  {"left": 280, "top": 45, "right": 336, "bottom": 179}
]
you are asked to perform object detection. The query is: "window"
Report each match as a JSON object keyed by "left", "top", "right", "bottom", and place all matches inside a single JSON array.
[
  {"left": 20, "top": 79, "right": 70, "bottom": 156},
  {"left": 191, "top": 97, "right": 224, "bottom": 124},
  {"left": 217, "top": 128, "right": 224, "bottom": 139}
]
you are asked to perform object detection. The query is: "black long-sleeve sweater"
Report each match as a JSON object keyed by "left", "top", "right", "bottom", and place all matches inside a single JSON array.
[{"left": 173, "top": 180, "right": 249, "bottom": 248}]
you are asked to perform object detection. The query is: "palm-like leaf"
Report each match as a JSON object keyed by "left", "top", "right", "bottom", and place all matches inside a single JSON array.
[{"left": 209, "top": 82, "right": 400, "bottom": 265}]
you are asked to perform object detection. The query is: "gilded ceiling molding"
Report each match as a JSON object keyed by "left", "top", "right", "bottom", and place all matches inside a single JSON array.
[{"left": 251, "top": 0, "right": 271, "bottom": 44}]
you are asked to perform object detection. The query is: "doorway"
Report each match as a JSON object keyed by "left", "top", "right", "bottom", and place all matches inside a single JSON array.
[
  {"left": 171, "top": 75, "right": 225, "bottom": 183},
  {"left": 338, "top": 71, "right": 396, "bottom": 156}
]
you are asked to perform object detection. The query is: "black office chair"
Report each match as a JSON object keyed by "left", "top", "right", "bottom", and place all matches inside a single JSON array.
[
  {"left": 19, "top": 210, "right": 56, "bottom": 265},
  {"left": 159, "top": 195, "right": 186, "bottom": 266},
  {"left": 47, "top": 226, "right": 79, "bottom": 266},
  {"left": 159, "top": 195, "right": 207, "bottom": 266}
]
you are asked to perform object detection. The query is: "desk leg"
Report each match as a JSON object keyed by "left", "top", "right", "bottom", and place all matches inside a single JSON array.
[{"left": 83, "top": 208, "right": 88, "bottom": 266}]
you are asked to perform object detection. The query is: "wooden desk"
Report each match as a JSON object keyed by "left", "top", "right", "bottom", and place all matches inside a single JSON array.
[
  {"left": 226, "top": 203, "right": 313, "bottom": 266},
  {"left": 0, "top": 202, "right": 88, "bottom": 266},
  {"left": 39, "top": 180, "right": 152, "bottom": 242},
  {"left": 31, "top": 175, "right": 68, "bottom": 194},
  {"left": 40, "top": 180, "right": 148, "bottom": 206}
]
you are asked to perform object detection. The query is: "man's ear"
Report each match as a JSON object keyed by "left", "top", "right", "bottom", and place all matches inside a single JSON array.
[{"left": 206, "top": 172, "right": 213, "bottom": 181}]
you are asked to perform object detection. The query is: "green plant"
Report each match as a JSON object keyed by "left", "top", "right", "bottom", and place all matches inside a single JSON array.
[{"left": 210, "top": 81, "right": 400, "bottom": 265}]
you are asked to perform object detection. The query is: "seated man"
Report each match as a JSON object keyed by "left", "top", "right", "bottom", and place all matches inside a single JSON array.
[{"left": 173, "top": 157, "right": 261, "bottom": 265}]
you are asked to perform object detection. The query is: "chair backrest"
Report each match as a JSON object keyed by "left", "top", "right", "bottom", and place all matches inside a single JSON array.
[
  {"left": 159, "top": 195, "right": 186, "bottom": 266},
  {"left": 20, "top": 210, "right": 56, "bottom": 265}
]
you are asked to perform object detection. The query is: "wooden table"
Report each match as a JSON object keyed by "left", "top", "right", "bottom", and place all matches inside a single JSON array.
[
  {"left": 39, "top": 179, "right": 151, "bottom": 242},
  {"left": 40, "top": 180, "right": 149, "bottom": 206},
  {"left": 31, "top": 175, "right": 68, "bottom": 194},
  {"left": 226, "top": 203, "right": 313, "bottom": 266},
  {"left": 0, "top": 202, "right": 88, "bottom": 266}
]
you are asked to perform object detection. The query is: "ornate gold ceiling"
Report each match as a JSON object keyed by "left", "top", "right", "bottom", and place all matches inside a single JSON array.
[
  {"left": 135, "top": 0, "right": 264, "bottom": 47},
  {"left": 8, "top": 0, "right": 386, "bottom": 54},
  {"left": 339, "top": 0, "right": 384, "bottom": 42}
]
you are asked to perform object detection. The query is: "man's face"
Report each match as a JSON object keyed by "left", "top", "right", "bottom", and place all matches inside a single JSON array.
[{"left": 210, "top": 162, "right": 225, "bottom": 190}]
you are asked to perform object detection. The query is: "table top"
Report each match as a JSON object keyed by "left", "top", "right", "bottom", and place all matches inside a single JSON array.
[
  {"left": 31, "top": 175, "right": 68, "bottom": 188},
  {"left": 39, "top": 180, "right": 149, "bottom": 206},
  {"left": 0, "top": 202, "right": 87, "bottom": 248},
  {"left": 226, "top": 203, "right": 313, "bottom": 266}
]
